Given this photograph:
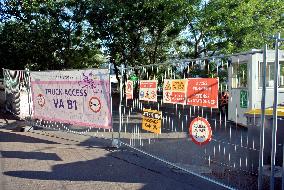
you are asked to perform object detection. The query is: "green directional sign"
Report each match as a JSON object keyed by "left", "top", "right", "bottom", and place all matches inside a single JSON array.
[
  {"left": 130, "top": 75, "right": 138, "bottom": 81},
  {"left": 240, "top": 90, "right": 248, "bottom": 108}
]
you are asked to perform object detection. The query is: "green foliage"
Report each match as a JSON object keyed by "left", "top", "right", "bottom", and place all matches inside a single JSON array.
[
  {"left": 0, "top": 0, "right": 283, "bottom": 76},
  {"left": 173, "top": 0, "right": 283, "bottom": 59},
  {"left": 87, "top": 0, "right": 191, "bottom": 67},
  {"left": 0, "top": 0, "right": 105, "bottom": 71},
  {"left": 207, "top": 0, "right": 284, "bottom": 53}
]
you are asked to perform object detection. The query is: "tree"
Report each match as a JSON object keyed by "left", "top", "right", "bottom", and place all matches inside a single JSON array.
[
  {"left": 175, "top": 0, "right": 284, "bottom": 59},
  {"left": 87, "top": 0, "right": 192, "bottom": 81},
  {"left": 208, "top": 0, "right": 283, "bottom": 53},
  {"left": 0, "top": 0, "right": 105, "bottom": 71},
  {"left": 170, "top": 0, "right": 283, "bottom": 82},
  {"left": 1, "top": 0, "right": 282, "bottom": 76}
]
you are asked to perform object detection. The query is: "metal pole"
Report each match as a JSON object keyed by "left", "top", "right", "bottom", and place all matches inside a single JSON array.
[
  {"left": 270, "top": 33, "right": 280, "bottom": 190},
  {"left": 25, "top": 69, "right": 31, "bottom": 118},
  {"left": 258, "top": 44, "right": 267, "bottom": 190},
  {"left": 125, "top": 50, "right": 263, "bottom": 70},
  {"left": 281, "top": 39, "right": 284, "bottom": 190},
  {"left": 108, "top": 63, "right": 114, "bottom": 141},
  {"left": 118, "top": 64, "right": 125, "bottom": 145},
  {"left": 283, "top": 141, "right": 284, "bottom": 190},
  {"left": 2, "top": 68, "right": 7, "bottom": 113},
  {"left": 25, "top": 69, "right": 33, "bottom": 131}
]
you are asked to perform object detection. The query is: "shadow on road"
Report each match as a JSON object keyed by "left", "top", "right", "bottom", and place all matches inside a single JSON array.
[
  {"left": 3, "top": 149, "right": 223, "bottom": 190},
  {"left": 1, "top": 150, "right": 62, "bottom": 161},
  {"left": 0, "top": 131, "right": 59, "bottom": 144},
  {"left": 3, "top": 137, "right": 224, "bottom": 190},
  {"left": 0, "top": 111, "right": 19, "bottom": 121}
]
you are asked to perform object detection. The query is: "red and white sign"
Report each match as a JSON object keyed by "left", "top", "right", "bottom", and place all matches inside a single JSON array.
[
  {"left": 163, "top": 79, "right": 187, "bottom": 105},
  {"left": 139, "top": 80, "right": 158, "bottom": 102},
  {"left": 189, "top": 117, "right": 212, "bottom": 146},
  {"left": 187, "top": 78, "right": 218, "bottom": 108},
  {"left": 126, "top": 80, "right": 133, "bottom": 100},
  {"left": 30, "top": 69, "right": 112, "bottom": 129}
]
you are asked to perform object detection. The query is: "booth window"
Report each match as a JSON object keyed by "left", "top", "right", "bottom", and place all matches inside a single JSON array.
[
  {"left": 259, "top": 61, "right": 284, "bottom": 88},
  {"left": 231, "top": 63, "right": 247, "bottom": 88}
]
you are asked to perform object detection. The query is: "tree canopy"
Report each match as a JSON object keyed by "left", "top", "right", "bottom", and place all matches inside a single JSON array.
[
  {"left": 0, "top": 0, "right": 105, "bottom": 71},
  {"left": 0, "top": 0, "right": 283, "bottom": 73}
]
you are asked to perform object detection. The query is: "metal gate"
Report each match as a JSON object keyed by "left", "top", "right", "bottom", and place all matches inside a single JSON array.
[{"left": 117, "top": 36, "right": 284, "bottom": 189}]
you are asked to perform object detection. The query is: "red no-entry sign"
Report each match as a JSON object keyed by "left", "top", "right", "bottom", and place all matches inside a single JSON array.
[{"left": 189, "top": 117, "right": 212, "bottom": 146}]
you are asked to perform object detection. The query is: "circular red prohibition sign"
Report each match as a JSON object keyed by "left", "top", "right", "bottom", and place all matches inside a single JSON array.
[
  {"left": 189, "top": 117, "right": 212, "bottom": 146},
  {"left": 88, "top": 97, "right": 101, "bottom": 113},
  {"left": 37, "top": 94, "right": 45, "bottom": 107}
]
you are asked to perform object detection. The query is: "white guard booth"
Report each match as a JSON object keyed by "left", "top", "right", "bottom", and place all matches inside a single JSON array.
[{"left": 228, "top": 49, "right": 284, "bottom": 126}]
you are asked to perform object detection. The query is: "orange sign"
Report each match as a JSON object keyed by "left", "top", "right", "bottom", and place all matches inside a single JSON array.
[
  {"left": 163, "top": 79, "right": 187, "bottom": 105},
  {"left": 187, "top": 78, "right": 218, "bottom": 108}
]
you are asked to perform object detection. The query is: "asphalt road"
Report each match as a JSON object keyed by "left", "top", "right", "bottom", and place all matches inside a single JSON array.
[{"left": 0, "top": 113, "right": 227, "bottom": 190}]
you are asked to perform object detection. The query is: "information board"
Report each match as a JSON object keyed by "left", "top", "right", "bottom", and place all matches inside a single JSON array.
[
  {"left": 187, "top": 78, "right": 218, "bottom": 108},
  {"left": 163, "top": 79, "right": 187, "bottom": 105},
  {"left": 142, "top": 109, "right": 162, "bottom": 134},
  {"left": 240, "top": 90, "right": 248, "bottom": 108},
  {"left": 126, "top": 80, "right": 134, "bottom": 100},
  {"left": 139, "top": 80, "right": 158, "bottom": 102},
  {"left": 30, "top": 69, "right": 111, "bottom": 129}
]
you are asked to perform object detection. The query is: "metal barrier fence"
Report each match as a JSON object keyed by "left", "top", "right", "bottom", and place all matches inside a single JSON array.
[
  {"left": 117, "top": 44, "right": 284, "bottom": 189},
  {"left": 3, "top": 38, "right": 284, "bottom": 190},
  {"left": 118, "top": 60, "right": 250, "bottom": 189}
]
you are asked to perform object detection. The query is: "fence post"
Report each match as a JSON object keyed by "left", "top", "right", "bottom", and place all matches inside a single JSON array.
[
  {"left": 2, "top": 68, "right": 6, "bottom": 113},
  {"left": 118, "top": 64, "right": 125, "bottom": 146},
  {"left": 270, "top": 33, "right": 280, "bottom": 190},
  {"left": 25, "top": 68, "right": 33, "bottom": 131},
  {"left": 280, "top": 37, "right": 284, "bottom": 190},
  {"left": 108, "top": 63, "right": 114, "bottom": 142},
  {"left": 258, "top": 44, "right": 267, "bottom": 190}
]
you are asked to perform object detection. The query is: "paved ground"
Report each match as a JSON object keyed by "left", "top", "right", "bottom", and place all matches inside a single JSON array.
[{"left": 0, "top": 113, "right": 227, "bottom": 190}]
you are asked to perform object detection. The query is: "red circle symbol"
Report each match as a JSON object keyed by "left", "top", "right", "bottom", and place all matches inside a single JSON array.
[
  {"left": 88, "top": 97, "right": 101, "bottom": 113},
  {"left": 37, "top": 94, "right": 45, "bottom": 107},
  {"left": 126, "top": 81, "right": 133, "bottom": 92},
  {"left": 189, "top": 117, "right": 212, "bottom": 146}
]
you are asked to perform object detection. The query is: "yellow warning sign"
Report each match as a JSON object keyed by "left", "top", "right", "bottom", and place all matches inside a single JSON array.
[
  {"left": 172, "top": 79, "right": 186, "bottom": 92},
  {"left": 142, "top": 109, "right": 162, "bottom": 134}
]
